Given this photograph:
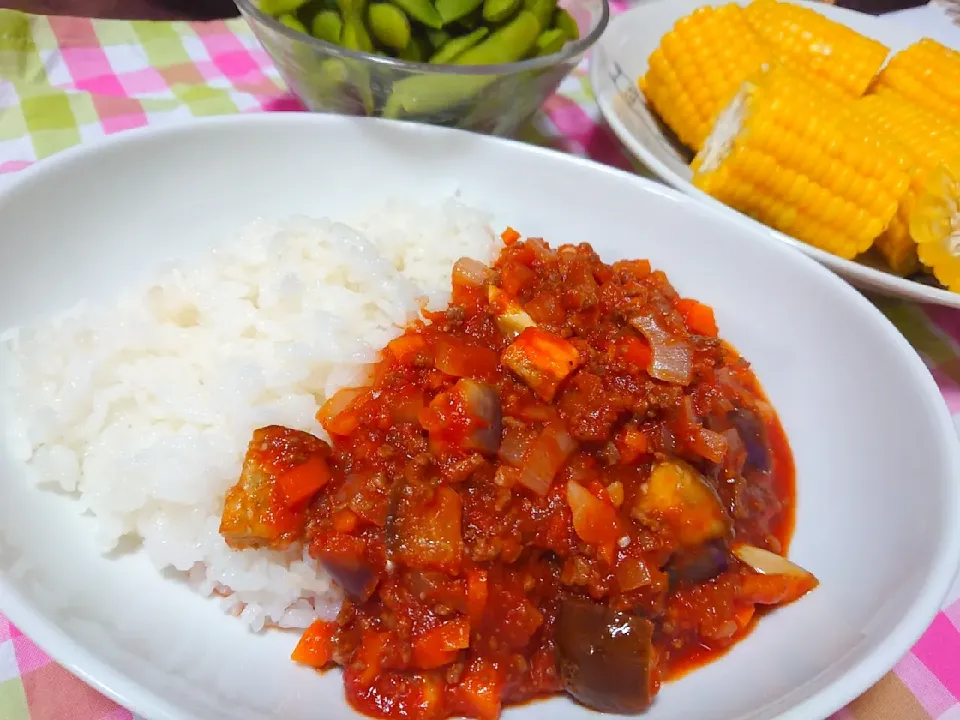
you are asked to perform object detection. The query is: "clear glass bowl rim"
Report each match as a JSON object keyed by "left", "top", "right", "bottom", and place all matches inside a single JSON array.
[{"left": 234, "top": 0, "right": 610, "bottom": 76}]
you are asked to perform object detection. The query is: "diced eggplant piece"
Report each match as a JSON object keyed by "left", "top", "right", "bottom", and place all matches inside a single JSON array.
[
  {"left": 667, "top": 539, "right": 730, "bottom": 586},
  {"left": 219, "top": 426, "right": 329, "bottom": 550},
  {"left": 314, "top": 542, "right": 379, "bottom": 602},
  {"left": 458, "top": 379, "right": 502, "bottom": 455},
  {"left": 632, "top": 459, "right": 730, "bottom": 546},
  {"left": 731, "top": 407, "right": 771, "bottom": 473},
  {"left": 395, "top": 485, "right": 464, "bottom": 573},
  {"left": 422, "top": 379, "right": 502, "bottom": 456},
  {"left": 501, "top": 327, "right": 582, "bottom": 402},
  {"left": 556, "top": 597, "right": 657, "bottom": 714}
]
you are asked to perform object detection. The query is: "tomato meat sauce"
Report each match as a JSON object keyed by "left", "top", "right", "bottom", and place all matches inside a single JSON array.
[{"left": 219, "top": 232, "right": 818, "bottom": 719}]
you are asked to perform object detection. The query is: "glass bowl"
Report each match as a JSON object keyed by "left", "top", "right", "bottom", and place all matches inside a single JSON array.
[{"left": 234, "top": 0, "right": 609, "bottom": 136}]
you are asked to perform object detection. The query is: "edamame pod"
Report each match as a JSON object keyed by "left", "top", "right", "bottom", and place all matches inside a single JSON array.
[
  {"left": 318, "top": 57, "right": 350, "bottom": 84},
  {"left": 522, "top": 0, "right": 556, "bottom": 30},
  {"left": 427, "top": 28, "right": 451, "bottom": 47},
  {"left": 278, "top": 13, "right": 310, "bottom": 33},
  {"left": 534, "top": 26, "right": 565, "bottom": 56},
  {"left": 553, "top": 7, "right": 579, "bottom": 40},
  {"left": 435, "top": 0, "right": 483, "bottom": 24},
  {"left": 260, "top": 0, "right": 309, "bottom": 16},
  {"left": 428, "top": 27, "right": 488, "bottom": 63},
  {"left": 454, "top": 8, "right": 539, "bottom": 63},
  {"left": 399, "top": 34, "right": 430, "bottom": 60},
  {"left": 384, "top": 11, "right": 540, "bottom": 117},
  {"left": 368, "top": 3, "right": 412, "bottom": 50},
  {"left": 457, "top": 7, "right": 482, "bottom": 28},
  {"left": 311, "top": 10, "right": 343, "bottom": 42},
  {"left": 386, "top": 0, "right": 443, "bottom": 28},
  {"left": 336, "top": 0, "right": 375, "bottom": 51},
  {"left": 482, "top": 0, "right": 520, "bottom": 23}
]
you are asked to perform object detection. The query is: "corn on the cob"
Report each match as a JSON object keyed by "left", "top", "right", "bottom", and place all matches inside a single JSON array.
[
  {"left": 852, "top": 93, "right": 960, "bottom": 277},
  {"left": 641, "top": 4, "right": 772, "bottom": 152},
  {"left": 742, "top": 0, "right": 888, "bottom": 98},
  {"left": 872, "top": 39, "right": 960, "bottom": 126},
  {"left": 911, "top": 163, "right": 960, "bottom": 291},
  {"left": 691, "top": 65, "right": 911, "bottom": 259}
]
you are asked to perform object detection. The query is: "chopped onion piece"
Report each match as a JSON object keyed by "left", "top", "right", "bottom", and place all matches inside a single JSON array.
[
  {"left": 452, "top": 257, "right": 491, "bottom": 287},
  {"left": 629, "top": 314, "right": 693, "bottom": 386},
  {"left": 519, "top": 424, "right": 577, "bottom": 495},
  {"left": 732, "top": 544, "right": 813, "bottom": 578}
]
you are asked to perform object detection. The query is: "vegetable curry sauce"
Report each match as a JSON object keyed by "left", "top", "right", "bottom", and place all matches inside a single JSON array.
[{"left": 219, "top": 230, "right": 818, "bottom": 719}]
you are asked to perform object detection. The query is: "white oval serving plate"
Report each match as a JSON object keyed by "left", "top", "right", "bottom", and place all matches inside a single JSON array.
[
  {"left": 589, "top": 0, "right": 960, "bottom": 308},
  {"left": 1, "top": 114, "right": 959, "bottom": 720}
]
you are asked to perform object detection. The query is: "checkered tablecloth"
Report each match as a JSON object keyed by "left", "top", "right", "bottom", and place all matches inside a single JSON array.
[{"left": 1, "top": 5, "right": 960, "bottom": 720}]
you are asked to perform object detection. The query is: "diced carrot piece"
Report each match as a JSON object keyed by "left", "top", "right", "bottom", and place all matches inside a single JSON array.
[
  {"left": 332, "top": 508, "right": 359, "bottom": 533},
  {"left": 620, "top": 336, "right": 653, "bottom": 369},
  {"left": 499, "top": 261, "right": 535, "bottom": 296},
  {"left": 501, "top": 227, "right": 521, "bottom": 245},
  {"left": 734, "top": 604, "right": 756, "bottom": 630},
  {"left": 616, "top": 425, "right": 649, "bottom": 465},
  {"left": 356, "top": 630, "right": 391, "bottom": 685},
  {"left": 291, "top": 619, "right": 337, "bottom": 669},
  {"left": 676, "top": 298, "right": 719, "bottom": 337},
  {"left": 412, "top": 618, "right": 471, "bottom": 670},
  {"left": 466, "top": 568, "right": 489, "bottom": 625},
  {"left": 435, "top": 335, "right": 499, "bottom": 378},
  {"left": 501, "top": 327, "right": 582, "bottom": 402},
  {"left": 318, "top": 387, "right": 366, "bottom": 436},
  {"left": 387, "top": 333, "right": 429, "bottom": 365},
  {"left": 277, "top": 456, "right": 331, "bottom": 508},
  {"left": 588, "top": 480, "right": 612, "bottom": 505},
  {"left": 450, "top": 658, "right": 503, "bottom": 720}
]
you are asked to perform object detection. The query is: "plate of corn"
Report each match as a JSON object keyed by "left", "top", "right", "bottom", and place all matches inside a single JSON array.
[{"left": 590, "top": 0, "right": 960, "bottom": 307}]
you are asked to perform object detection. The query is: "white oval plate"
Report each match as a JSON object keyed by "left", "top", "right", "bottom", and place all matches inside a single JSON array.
[
  {"left": 1, "top": 114, "right": 959, "bottom": 720},
  {"left": 589, "top": 0, "right": 960, "bottom": 308}
]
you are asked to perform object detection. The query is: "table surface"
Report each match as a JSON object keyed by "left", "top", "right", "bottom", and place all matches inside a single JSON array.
[{"left": 0, "top": 0, "right": 943, "bottom": 18}]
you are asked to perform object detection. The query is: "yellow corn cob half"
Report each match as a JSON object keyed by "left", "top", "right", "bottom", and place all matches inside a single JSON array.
[
  {"left": 853, "top": 93, "right": 960, "bottom": 277},
  {"left": 641, "top": 4, "right": 772, "bottom": 152},
  {"left": 691, "top": 65, "right": 911, "bottom": 260},
  {"left": 743, "top": 0, "right": 888, "bottom": 98},
  {"left": 912, "top": 162, "right": 960, "bottom": 292},
  {"left": 872, "top": 39, "right": 960, "bottom": 126}
]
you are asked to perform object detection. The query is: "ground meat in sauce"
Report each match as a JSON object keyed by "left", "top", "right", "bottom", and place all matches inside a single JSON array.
[{"left": 219, "top": 233, "right": 817, "bottom": 720}]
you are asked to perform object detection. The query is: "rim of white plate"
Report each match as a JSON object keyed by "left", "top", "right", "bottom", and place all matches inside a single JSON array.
[
  {"left": 588, "top": 0, "right": 960, "bottom": 309},
  {"left": 0, "top": 113, "right": 958, "bottom": 720}
]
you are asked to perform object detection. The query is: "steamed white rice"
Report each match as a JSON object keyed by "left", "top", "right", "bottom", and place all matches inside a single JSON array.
[{"left": 0, "top": 197, "right": 501, "bottom": 632}]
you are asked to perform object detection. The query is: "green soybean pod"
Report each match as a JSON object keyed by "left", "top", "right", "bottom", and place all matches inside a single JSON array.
[
  {"left": 454, "top": 8, "right": 539, "bottom": 63},
  {"left": 435, "top": 0, "right": 483, "bottom": 24},
  {"left": 260, "top": 0, "right": 309, "bottom": 16},
  {"left": 399, "top": 34, "right": 430, "bottom": 60},
  {"left": 522, "top": 0, "right": 556, "bottom": 30},
  {"left": 337, "top": 0, "right": 375, "bottom": 51},
  {"left": 368, "top": 3, "right": 412, "bottom": 50},
  {"left": 428, "top": 27, "right": 488, "bottom": 63},
  {"left": 427, "top": 28, "right": 451, "bottom": 47},
  {"left": 386, "top": 0, "right": 443, "bottom": 28},
  {"left": 553, "top": 7, "right": 579, "bottom": 39},
  {"left": 383, "top": 11, "right": 540, "bottom": 118},
  {"left": 311, "top": 10, "right": 343, "bottom": 42},
  {"left": 534, "top": 26, "right": 565, "bottom": 56},
  {"left": 482, "top": 0, "right": 520, "bottom": 23},
  {"left": 457, "top": 7, "right": 482, "bottom": 28},
  {"left": 278, "top": 13, "right": 310, "bottom": 33}
]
